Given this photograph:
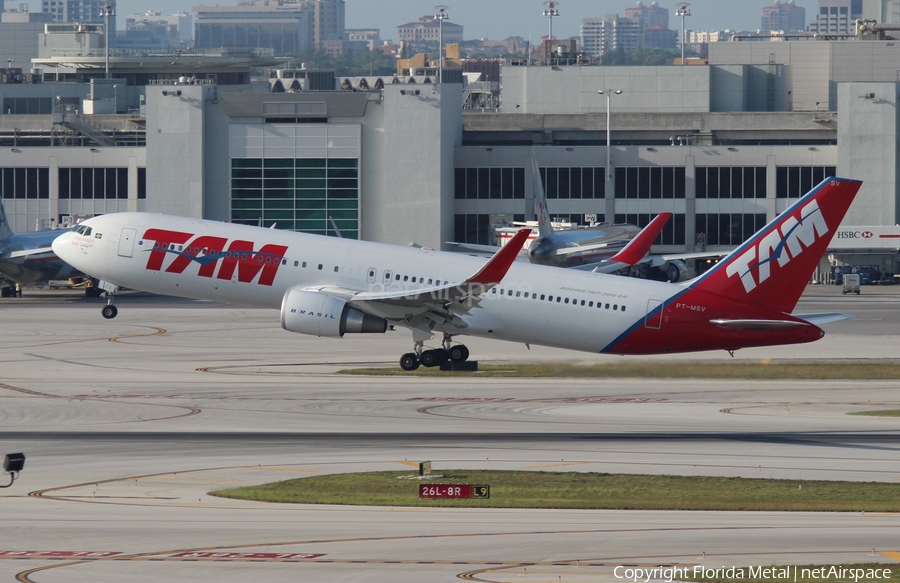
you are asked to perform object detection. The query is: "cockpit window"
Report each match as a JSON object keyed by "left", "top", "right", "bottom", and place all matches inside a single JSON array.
[{"left": 74, "top": 225, "right": 93, "bottom": 237}]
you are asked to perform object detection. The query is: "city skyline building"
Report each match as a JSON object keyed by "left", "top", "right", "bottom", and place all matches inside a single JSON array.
[
  {"left": 761, "top": 1, "right": 807, "bottom": 32},
  {"left": 397, "top": 14, "right": 464, "bottom": 47},
  {"left": 808, "top": 0, "right": 862, "bottom": 34}
]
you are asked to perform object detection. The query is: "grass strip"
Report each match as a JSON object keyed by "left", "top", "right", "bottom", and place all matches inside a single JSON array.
[
  {"left": 338, "top": 361, "right": 900, "bottom": 379},
  {"left": 211, "top": 470, "right": 900, "bottom": 511},
  {"left": 849, "top": 410, "right": 900, "bottom": 417},
  {"left": 684, "top": 564, "right": 900, "bottom": 583}
]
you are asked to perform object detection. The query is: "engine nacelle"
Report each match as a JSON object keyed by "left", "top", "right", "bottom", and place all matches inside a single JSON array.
[
  {"left": 280, "top": 289, "right": 387, "bottom": 338},
  {"left": 664, "top": 259, "right": 688, "bottom": 283}
]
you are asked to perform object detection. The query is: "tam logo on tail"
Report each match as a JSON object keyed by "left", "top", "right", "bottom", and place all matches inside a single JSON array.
[{"left": 725, "top": 198, "right": 828, "bottom": 294}]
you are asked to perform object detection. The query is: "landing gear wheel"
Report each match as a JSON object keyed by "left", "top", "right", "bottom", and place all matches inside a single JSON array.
[
  {"left": 420, "top": 349, "right": 449, "bottom": 368},
  {"left": 101, "top": 304, "right": 118, "bottom": 319},
  {"left": 399, "top": 352, "right": 420, "bottom": 371},
  {"left": 448, "top": 344, "right": 469, "bottom": 363}
]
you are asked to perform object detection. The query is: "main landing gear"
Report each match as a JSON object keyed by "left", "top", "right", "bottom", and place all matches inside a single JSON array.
[{"left": 399, "top": 334, "right": 470, "bottom": 371}]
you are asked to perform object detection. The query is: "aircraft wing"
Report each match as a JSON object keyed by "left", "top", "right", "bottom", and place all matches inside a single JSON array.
[
  {"left": 305, "top": 229, "right": 530, "bottom": 324},
  {"left": 646, "top": 250, "right": 730, "bottom": 267},
  {"left": 4, "top": 247, "right": 55, "bottom": 259},
  {"left": 444, "top": 241, "right": 501, "bottom": 255}
]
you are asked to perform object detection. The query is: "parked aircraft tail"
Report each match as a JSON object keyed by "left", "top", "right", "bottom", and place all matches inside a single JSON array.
[
  {"left": 0, "top": 197, "right": 13, "bottom": 241},
  {"left": 689, "top": 177, "right": 862, "bottom": 314},
  {"left": 530, "top": 152, "right": 553, "bottom": 239}
]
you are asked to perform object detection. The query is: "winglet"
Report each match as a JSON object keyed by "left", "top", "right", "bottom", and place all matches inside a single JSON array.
[
  {"left": 466, "top": 228, "right": 530, "bottom": 285},
  {"left": 607, "top": 212, "right": 672, "bottom": 266}
]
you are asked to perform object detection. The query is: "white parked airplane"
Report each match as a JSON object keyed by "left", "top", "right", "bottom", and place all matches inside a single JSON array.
[{"left": 52, "top": 177, "right": 861, "bottom": 370}]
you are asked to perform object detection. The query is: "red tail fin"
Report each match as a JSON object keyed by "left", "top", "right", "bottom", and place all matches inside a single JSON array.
[{"left": 691, "top": 177, "right": 862, "bottom": 314}]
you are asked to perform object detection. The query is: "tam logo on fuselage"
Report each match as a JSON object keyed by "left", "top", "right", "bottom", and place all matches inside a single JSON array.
[
  {"left": 141, "top": 228, "right": 288, "bottom": 286},
  {"left": 725, "top": 199, "right": 828, "bottom": 293}
]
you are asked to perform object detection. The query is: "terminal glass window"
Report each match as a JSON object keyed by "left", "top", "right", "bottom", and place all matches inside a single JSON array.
[
  {"left": 58, "top": 168, "right": 128, "bottom": 199},
  {"left": 454, "top": 213, "right": 525, "bottom": 245},
  {"left": 0, "top": 168, "right": 49, "bottom": 199},
  {"left": 695, "top": 213, "right": 766, "bottom": 246},
  {"left": 454, "top": 167, "right": 525, "bottom": 199},
  {"left": 614, "top": 167, "right": 685, "bottom": 199},
  {"left": 775, "top": 166, "right": 836, "bottom": 199},
  {"left": 230, "top": 158, "right": 359, "bottom": 239},
  {"left": 615, "top": 213, "right": 686, "bottom": 246},
  {"left": 696, "top": 167, "right": 766, "bottom": 199},
  {"left": 538, "top": 167, "right": 606, "bottom": 199}
]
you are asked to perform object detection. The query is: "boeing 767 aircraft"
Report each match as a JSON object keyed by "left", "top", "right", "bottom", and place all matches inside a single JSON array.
[{"left": 52, "top": 177, "right": 861, "bottom": 370}]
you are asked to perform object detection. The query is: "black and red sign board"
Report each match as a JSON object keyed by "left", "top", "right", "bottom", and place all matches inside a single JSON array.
[{"left": 418, "top": 484, "right": 490, "bottom": 499}]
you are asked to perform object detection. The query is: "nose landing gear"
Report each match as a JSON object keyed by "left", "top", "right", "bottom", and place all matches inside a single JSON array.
[{"left": 398, "top": 334, "right": 470, "bottom": 371}]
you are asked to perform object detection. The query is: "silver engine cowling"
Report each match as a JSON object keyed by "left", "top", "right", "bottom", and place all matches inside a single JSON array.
[{"left": 281, "top": 288, "right": 387, "bottom": 338}]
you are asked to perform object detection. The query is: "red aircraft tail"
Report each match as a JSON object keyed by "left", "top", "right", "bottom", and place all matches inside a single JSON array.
[{"left": 690, "top": 177, "right": 862, "bottom": 314}]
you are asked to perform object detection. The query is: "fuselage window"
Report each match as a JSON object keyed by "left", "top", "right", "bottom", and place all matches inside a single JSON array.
[
  {"left": 396, "top": 274, "right": 401, "bottom": 281},
  {"left": 556, "top": 297, "right": 562, "bottom": 303},
  {"left": 383, "top": 270, "right": 393, "bottom": 284},
  {"left": 564, "top": 298, "right": 569, "bottom": 304},
  {"left": 516, "top": 291, "right": 521, "bottom": 297},
  {"left": 548, "top": 295, "right": 553, "bottom": 301},
  {"left": 318, "top": 264, "right": 323, "bottom": 270},
  {"left": 403, "top": 275, "right": 408, "bottom": 282},
  {"left": 411, "top": 277, "right": 417, "bottom": 283},
  {"left": 605, "top": 303, "right": 610, "bottom": 309},
  {"left": 302, "top": 262, "right": 307, "bottom": 268},
  {"left": 428, "top": 279, "right": 433, "bottom": 285},
  {"left": 621, "top": 305, "right": 626, "bottom": 312},
  {"left": 491, "top": 288, "right": 497, "bottom": 294},
  {"left": 589, "top": 301, "right": 594, "bottom": 307},
  {"left": 242, "top": 254, "right": 248, "bottom": 260},
  {"left": 540, "top": 294, "right": 546, "bottom": 300},
  {"left": 293, "top": 261, "right": 299, "bottom": 267},
  {"left": 580, "top": 300, "right": 585, "bottom": 306},
  {"left": 613, "top": 304, "right": 618, "bottom": 311},
  {"left": 334, "top": 266, "right": 339, "bottom": 273}
]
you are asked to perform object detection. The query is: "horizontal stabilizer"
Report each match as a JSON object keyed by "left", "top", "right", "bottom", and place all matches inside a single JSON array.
[{"left": 709, "top": 318, "right": 812, "bottom": 331}]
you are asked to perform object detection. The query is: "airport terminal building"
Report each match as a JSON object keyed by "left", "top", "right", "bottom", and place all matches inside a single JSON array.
[{"left": 2, "top": 35, "right": 900, "bottom": 279}]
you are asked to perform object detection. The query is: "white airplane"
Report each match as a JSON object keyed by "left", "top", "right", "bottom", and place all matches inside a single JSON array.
[{"left": 52, "top": 177, "right": 861, "bottom": 370}]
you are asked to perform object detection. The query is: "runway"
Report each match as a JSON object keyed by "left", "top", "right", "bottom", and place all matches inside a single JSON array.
[{"left": 1, "top": 285, "right": 899, "bottom": 582}]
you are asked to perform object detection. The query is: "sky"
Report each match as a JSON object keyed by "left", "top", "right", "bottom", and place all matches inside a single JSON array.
[{"left": 106, "top": 0, "right": 818, "bottom": 41}]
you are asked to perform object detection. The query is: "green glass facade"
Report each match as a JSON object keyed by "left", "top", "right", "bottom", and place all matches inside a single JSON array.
[{"left": 230, "top": 158, "right": 359, "bottom": 239}]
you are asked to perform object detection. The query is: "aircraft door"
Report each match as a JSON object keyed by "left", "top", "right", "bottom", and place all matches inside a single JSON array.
[
  {"left": 644, "top": 299, "right": 664, "bottom": 330},
  {"left": 117, "top": 228, "right": 136, "bottom": 258}
]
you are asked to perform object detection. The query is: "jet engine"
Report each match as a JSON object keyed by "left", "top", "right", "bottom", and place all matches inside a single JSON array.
[
  {"left": 280, "top": 288, "right": 387, "bottom": 338},
  {"left": 663, "top": 259, "right": 688, "bottom": 282}
]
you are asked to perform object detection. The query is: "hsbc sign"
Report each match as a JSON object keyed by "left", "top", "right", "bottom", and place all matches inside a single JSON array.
[{"left": 829, "top": 226, "right": 900, "bottom": 250}]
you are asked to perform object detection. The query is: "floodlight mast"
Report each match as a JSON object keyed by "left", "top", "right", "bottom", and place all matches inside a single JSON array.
[
  {"left": 100, "top": 2, "right": 116, "bottom": 79},
  {"left": 434, "top": 5, "right": 449, "bottom": 85},
  {"left": 598, "top": 89, "right": 623, "bottom": 184},
  {"left": 543, "top": 1, "right": 559, "bottom": 64},
  {"left": 675, "top": 2, "right": 691, "bottom": 66}
]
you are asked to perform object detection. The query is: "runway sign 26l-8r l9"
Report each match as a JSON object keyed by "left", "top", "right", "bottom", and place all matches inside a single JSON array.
[{"left": 418, "top": 484, "right": 490, "bottom": 499}]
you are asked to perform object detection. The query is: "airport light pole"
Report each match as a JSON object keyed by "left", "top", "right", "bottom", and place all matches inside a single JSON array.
[
  {"left": 100, "top": 1, "right": 115, "bottom": 79},
  {"left": 434, "top": 5, "right": 449, "bottom": 85},
  {"left": 543, "top": 1, "right": 559, "bottom": 64},
  {"left": 598, "top": 89, "right": 623, "bottom": 185},
  {"left": 675, "top": 2, "right": 691, "bottom": 66}
]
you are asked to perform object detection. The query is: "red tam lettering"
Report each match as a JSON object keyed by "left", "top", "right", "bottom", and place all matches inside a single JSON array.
[
  {"left": 142, "top": 229, "right": 193, "bottom": 271},
  {"left": 216, "top": 240, "right": 288, "bottom": 286},
  {"left": 164, "top": 235, "right": 228, "bottom": 277}
]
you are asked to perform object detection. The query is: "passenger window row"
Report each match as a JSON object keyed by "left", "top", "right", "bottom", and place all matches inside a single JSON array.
[{"left": 489, "top": 287, "right": 625, "bottom": 312}]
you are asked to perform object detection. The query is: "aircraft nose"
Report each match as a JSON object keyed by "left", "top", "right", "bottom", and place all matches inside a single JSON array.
[{"left": 51, "top": 231, "right": 76, "bottom": 263}]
